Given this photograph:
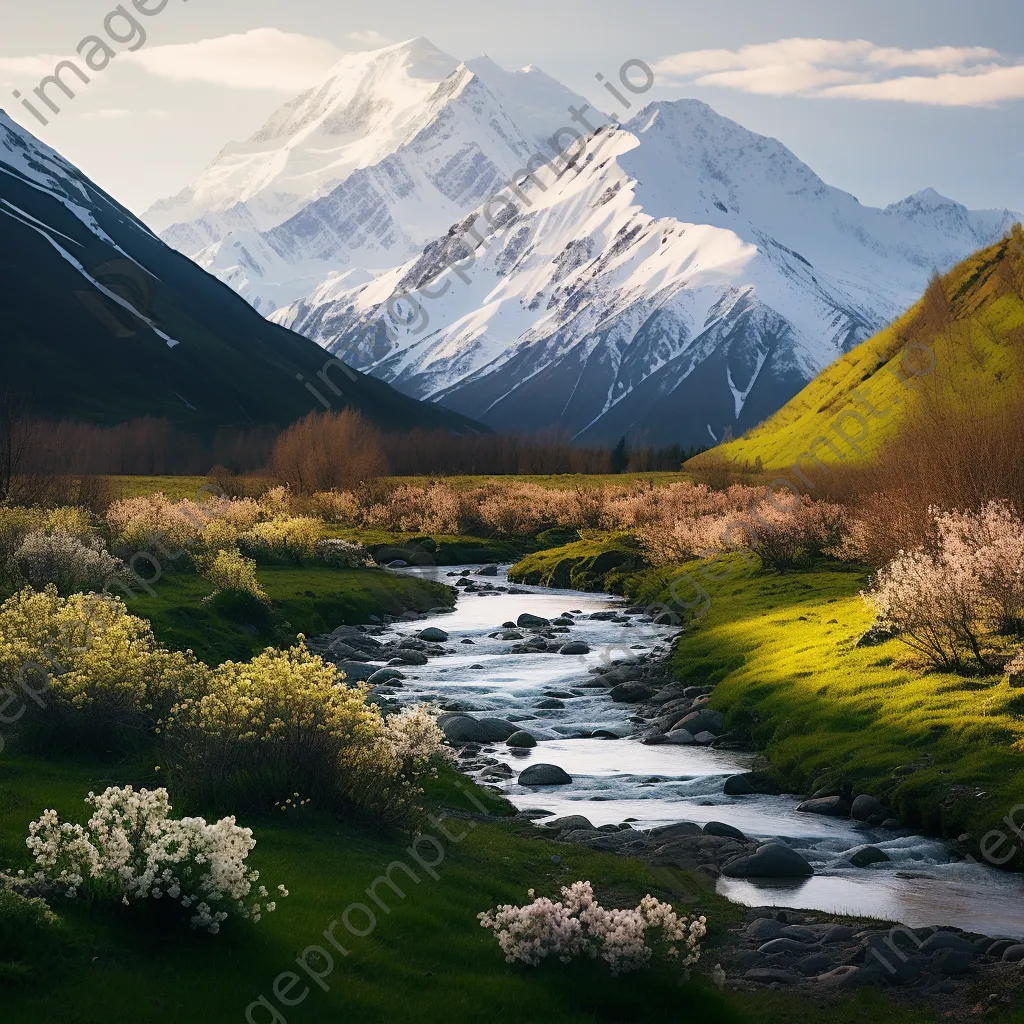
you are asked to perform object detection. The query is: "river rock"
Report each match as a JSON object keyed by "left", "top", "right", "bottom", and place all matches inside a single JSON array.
[
  {"left": 723, "top": 772, "right": 781, "bottom": 795},
  {"left": 519, "top": 764, "right": 572, "bottom": 786},
  {"left": 723, "top": 843, "right": 814, "bottom": 879},
  {"left": 647, "top": 820, "right": 702, "bottom": 841},
  {"left": 506, "top": 731, "right": 537, "bottom": 748},
  {"left": 759, "top": 937, "right": 818, "bottom": 956},
  {"left": 815, "top": 965, "right": 879, "bottom": 988},
  {"left": 558, "top": 641, "right": 591, "bottom": 655},
  {"left": 675, "top": 709, "right": 725, "bottom": 735},
  {"left": 392, "top": 649, "right": 429, "bottom": 666},
  {"left": 609, "top": 682, "right": 654, "bottom": 703},
  {"left": 850, "top": 794, "right": 888, "bottom": 821},
  {"left": 417, "top": 627, "right": 449, "bottom": 642},
  {"left": 796, "top": 796, "right": 851, "bottom": 817},
  {"left": 517, "top": 613, "right": 551, "bottom": 628},
  {"left": 1001, "top": 944, "right": 1024, "bottom": 962},
  {"left": 745, "top": 918, "right": 785, "bottom": 941},
  {"left": 663, "top": 729, "right": 696, "bottom": 745},
  {"left": 918, "top": 931, "right": 975, "bottom": 954},
  {"left": 439, "top": 715, "right": 518, "bottom": 744},
  {"left": 367, "top": 668, "right": 406, "bottom": 685},
  {"left": 821, "top": 924, "right": 856, "bottom": 943},
  {"left": 544, "top": 815, "right": 594, "bottom": 832},
  {"left": 703, "top": 821, "right": 747, "bottom": 841},
  {"left": 692, "top": 730, "right": 717, "bottom": 745},
  {"left": 848, "top": 845, "right": 891, "bottom": 868},
  {"left": 477, "top": 564, "right": 499, "bottom": 576},
  {"left": 335, "top": 661, "right": 378, "bottom": 682}
]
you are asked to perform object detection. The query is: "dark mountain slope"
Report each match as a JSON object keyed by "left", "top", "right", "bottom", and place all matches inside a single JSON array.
[{"left": 0, "top": 111, "right": 482, "bottom": 435}]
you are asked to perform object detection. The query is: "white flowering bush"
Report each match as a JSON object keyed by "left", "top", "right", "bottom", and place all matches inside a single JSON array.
[
  {"left": 314, "top": 539, "right": 376, "bottom": 569},
  {"left": 2, "top": 786, "right": 288, "bottom": 934},
  {"left": 13, "top": 530, "right": 124, "bottom": 595},
  {"left": 479, "top": 881, "right": 706, "bottom": 976},
  {"left": 384, "top": 704, "right": 456, "bottom": 774}
]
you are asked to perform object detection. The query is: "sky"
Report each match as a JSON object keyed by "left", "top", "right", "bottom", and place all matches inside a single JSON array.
[{"left": 2, "top": 0, "right": 1023, "bottom": 217}]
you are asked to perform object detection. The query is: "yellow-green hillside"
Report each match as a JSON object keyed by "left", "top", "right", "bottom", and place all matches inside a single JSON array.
[{"left": 690, "top": 226, "right": 1024, "bottom": 473}]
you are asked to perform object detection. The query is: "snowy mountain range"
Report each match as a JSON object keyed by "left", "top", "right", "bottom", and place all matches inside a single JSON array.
[
  {"left": 148, "top": 37, "right": 1021, "bottom": 446},
  {"left": 146, "top": 38, "right": 604, "bottom": 316}
]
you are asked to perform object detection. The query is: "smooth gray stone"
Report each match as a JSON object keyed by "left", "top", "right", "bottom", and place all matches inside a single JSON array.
[
  {"left": 796, "top": 795, "right": 851, "bottom": 817},
  {"left": 518, "top": 763, "right": 572, "bottom": 786},
  {"left": 851, "top": 794, "right": 888, "bottom": 821},
  {"left": 417, "top": 627, "right": 449, "bottom": 642},
  {"left": 848, "top": 844, "right": 891, "bottom": 867},
  {"left": 702, "top": 821, "right": 747, "bottom": 842},
  {"left": 723, "top": 843, "right": 814, "bottom": 879},
  {"left": 505, "top": 730, "right": 537, "bottom": 748}
]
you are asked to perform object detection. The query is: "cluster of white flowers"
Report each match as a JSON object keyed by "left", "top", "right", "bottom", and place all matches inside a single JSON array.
[
  {"left": 13, "top": 530, "right": 124, "bottom": 595},
  {"left": 478, "top": 881, "right": 706, "bottom": 976},
  {"left": 385, "top": 704, "right": 456, "bottom": 772},
  {"left": 314, "top": 539, "right": 377, "bottom": 569},
  {"left": 3, "top": 786, "right": 288, "bottom": 934}
]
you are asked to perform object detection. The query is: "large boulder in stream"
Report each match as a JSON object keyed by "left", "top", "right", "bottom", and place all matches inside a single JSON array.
[
  {"left": 797, "top": 796, "right": 851, "bottom": 817},
  {"left": 850, "top": 794, "right": 888, "bottom": 822},
  {"left": 506, "top": 731, "right": 538, "bottom": 748},
  {"left": 722, "top": 843, "right": 814, "bottom": 878},
  {"left": 609, "top": 682, "right": 654, "bottom": 703},
  {"left": 416, "top": 627, "right": 449, "bottom": 642},
  {"left": 517, "top": 613, "right": 551, "bottom": 628},
  {"left": 518, "top": 764, "right": 573, "bottom": 786},
  {"left": 439, "top": 714, "right": 518, "bottom": 744}
]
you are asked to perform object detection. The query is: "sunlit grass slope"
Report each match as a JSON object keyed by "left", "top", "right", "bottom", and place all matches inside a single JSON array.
[
  {"left": 625, "top": 557, "right": 1024, "bottom": 860},
  {"left": 691, "top": 228, "right": 1024, "bottom": 471}
]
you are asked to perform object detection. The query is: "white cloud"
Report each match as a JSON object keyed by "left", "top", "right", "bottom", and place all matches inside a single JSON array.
[
  {"left": 80, "top": 108, "right": 131, "bottom": 121},
  {"left": 345, "top": 31, "right": 395, "bottom": 49},
  {"left": 654, "top": 37, "right": 1023, "bottom": 107},
  {"left": 126, "top": 28, "right": 346, "bottom": 91}
]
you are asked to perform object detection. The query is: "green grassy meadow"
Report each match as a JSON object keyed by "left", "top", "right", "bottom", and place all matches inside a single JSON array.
[
  {"left": 622, "top": 555, "right": 1024, "bottom": 859},
  {"left": 122, "top": 566, "right": 452, "bottom": 664}
]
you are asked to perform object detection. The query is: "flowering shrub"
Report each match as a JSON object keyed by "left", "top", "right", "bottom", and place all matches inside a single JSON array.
[
  {"left": 311, "top": 491, "right": 360, "bottom": 524},
  {"left": 0, "top": 587, "right": 206, "bottom": 753},
  {"left": 479, "top": 881, "right": 706, "bottom": 975},
  {"left": 239, "top": 516, "right": 324, "bottom": 564},
  {"left": 314, "top": 539, "right": 376, "bottom": 569},
  {"left": 13, "top": 530, "right": 123, "bottom": 595},
  {"left": 2, "top": 786, "right": 287, "bottom": 934},
  {"left": 201, "top": 548, "right": 267, "bottom": 602},
  {"left": 737, "top": 497, "right": 848, "bottom": 570},
  {"left": 106, "top": 495, "right": 261, "bottom": 558},
  {"left": 864, "top": 502, "right": 1024, "bottom": 672},
  {"left": 163, "top": 643, "right": 411, "bottom": 823},
  {"left": 384, "top": 704, "right": 455, "bottom": 774}
]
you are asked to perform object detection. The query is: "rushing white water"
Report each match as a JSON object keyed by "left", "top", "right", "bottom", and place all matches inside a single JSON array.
[{"left": 379, "top": 565, "right": 1024, "bottom": 939}]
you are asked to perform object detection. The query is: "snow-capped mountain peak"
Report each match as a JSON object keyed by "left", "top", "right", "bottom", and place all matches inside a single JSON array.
[
  {"left": 148, "top": 40, "right": 606, "bottom": 315},
  {"left": 266, "top": 96, "right": 1019, "bottom": 445}
]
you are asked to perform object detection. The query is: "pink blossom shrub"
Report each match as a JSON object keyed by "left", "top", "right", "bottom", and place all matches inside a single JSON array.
[{"left": 864, "top": 501, "right": 1024, "bottom": 672}]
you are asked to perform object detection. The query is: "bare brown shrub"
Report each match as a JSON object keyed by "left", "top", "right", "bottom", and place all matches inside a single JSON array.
[{"left": 270, "top": 410, "right": 389, "bottom": 493}]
